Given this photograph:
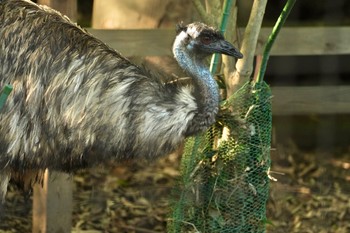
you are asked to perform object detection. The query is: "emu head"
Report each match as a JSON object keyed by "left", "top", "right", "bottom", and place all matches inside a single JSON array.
[{"left": 175, "top": 22, "right": 243, "bottom": 59}]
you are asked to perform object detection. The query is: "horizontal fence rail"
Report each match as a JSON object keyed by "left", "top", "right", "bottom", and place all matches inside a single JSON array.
[
  {"left": 271, "top": 86, "right": 350, "bottom": 115},
  {"left": 86, "top": 27, "right": 350, "bottom": 115},
  {"left": 86, "top": 27, "right": 350, "bottom": 56}
]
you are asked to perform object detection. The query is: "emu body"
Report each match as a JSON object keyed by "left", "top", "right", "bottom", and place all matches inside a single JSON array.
[{"left": 0, "top": 0, "right": 242, "bottom": 199}]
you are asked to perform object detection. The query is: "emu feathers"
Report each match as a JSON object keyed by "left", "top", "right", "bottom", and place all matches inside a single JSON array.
[{"left": 0, "top": 1, "right": 242, "bottom": 177}]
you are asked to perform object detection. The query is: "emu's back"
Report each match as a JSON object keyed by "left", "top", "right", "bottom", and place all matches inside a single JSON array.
[{"left": 0, "top": 0, "right": 196, "bottom": 173}]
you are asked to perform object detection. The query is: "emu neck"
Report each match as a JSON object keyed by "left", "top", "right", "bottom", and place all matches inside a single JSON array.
[{"left": 173, "top": 43, "right": 220, "bottom": 115}]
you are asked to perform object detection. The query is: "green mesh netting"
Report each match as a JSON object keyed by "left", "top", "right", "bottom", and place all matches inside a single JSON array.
[
  {"left": 168, "top": 81, "right": 272, "bottom": 233},
  {"left": 0, "top": 85, "right": 12, "bottom": 111}
]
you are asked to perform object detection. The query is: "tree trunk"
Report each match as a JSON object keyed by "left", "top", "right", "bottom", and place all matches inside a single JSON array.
[{"left": 92, "top": 0, "right": 191, "bottom": 29}]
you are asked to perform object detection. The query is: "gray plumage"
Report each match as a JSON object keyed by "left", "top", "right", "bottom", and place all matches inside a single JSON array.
[{"left": 0, "top": 0, "right": 243, "bottom": 200}]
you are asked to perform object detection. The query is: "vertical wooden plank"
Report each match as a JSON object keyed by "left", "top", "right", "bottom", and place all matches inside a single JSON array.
[{"left": 33, "top": 170, "right": 73, "bottom": 233}]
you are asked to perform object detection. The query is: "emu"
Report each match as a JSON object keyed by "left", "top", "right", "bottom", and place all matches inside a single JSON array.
[{"left": 0, "top": 0, "right": 243, "bottom": 200}]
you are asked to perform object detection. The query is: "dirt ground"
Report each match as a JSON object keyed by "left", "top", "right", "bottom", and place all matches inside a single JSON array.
[{"left": 0, "top": 143, "right": 349, "bottom": 233}]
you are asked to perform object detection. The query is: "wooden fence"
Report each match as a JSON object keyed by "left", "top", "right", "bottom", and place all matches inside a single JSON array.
[
  {"left": 86, "top": 27, "right": 350, "bottom": 115},
  {"left": 28, "top": 26, "right": 350, "bottom": 233}
]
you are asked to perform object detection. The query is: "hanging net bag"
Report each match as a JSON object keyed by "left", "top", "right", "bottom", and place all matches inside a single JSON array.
[{"left": 168, "top": 80, "right": 272, "bottom": 233}]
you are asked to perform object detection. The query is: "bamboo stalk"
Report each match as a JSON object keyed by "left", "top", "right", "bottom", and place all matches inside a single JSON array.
[
  {"left": 256, "top": 0, "right": 296, "bottom": 83},
  {"left": 225, "top": 0, "right": 268, "bottom": 96},
  {"left": 234, "top": 0, "right": 268, "bottom": 80},
  {"left": 209, "top": 0, "right": 234, "bottom": 74},
  {"left": 222, "top": 3, "right": 238, "bottom": 96},
  {"left": 192, "top": 0, "right": 216, "bottom": 26}
]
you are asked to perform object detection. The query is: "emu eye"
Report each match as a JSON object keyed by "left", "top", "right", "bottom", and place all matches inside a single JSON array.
[{"left": 201, "top": 36, "right": 212, "bottom": 45}]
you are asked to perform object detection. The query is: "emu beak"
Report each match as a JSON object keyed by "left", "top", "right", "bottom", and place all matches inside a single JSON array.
[{"left": 214, "top": 40, "right": 243, "bottom": 59}]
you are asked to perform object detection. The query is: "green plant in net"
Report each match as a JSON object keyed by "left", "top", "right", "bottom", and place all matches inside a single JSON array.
[
  {"left": 169, "top": 81, "right": 272, "bottom": 233},
  {"left": 168, "top": 0, "right": 295, "bottom": 232}
]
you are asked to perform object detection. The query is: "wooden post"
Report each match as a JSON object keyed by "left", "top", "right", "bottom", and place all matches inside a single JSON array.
[
  {"left": 32, "top": 170, "right": 73, "bottom": 233},
  {"left": 32, "top": 1, "right": 76, "bottom": 233}
]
